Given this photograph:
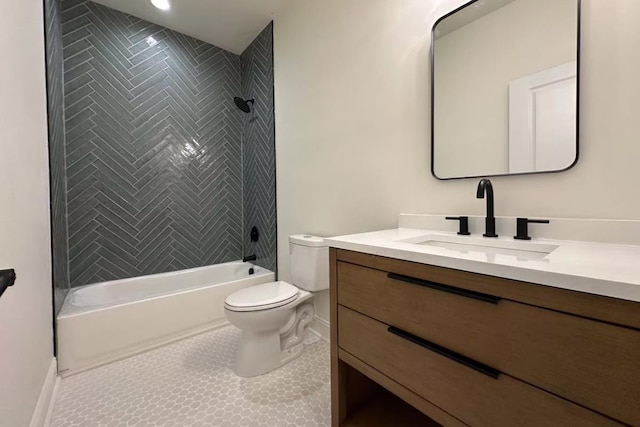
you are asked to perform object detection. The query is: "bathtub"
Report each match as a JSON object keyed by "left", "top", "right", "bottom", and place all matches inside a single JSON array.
[{"left": 57, "top": 261, "right": 274, "bottom": 376}]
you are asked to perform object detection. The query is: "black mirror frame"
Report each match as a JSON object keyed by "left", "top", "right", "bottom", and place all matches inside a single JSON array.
[{"left": 430, "top": 0, "right": 582, "bottom": 181}]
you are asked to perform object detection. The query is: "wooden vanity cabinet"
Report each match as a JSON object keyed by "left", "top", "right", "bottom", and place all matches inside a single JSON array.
[{"left": 330, "top": 248, "right": 640, "bottom": 427}]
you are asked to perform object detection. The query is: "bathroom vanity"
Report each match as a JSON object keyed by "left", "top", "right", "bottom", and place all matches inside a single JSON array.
[{"left": 327, "top": 221, "right": 640, "bottom": 426}]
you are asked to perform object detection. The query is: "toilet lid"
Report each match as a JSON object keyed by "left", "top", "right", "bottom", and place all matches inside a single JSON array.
[{"left": 225, "top": 281, "right": 299, "bottom": 311}]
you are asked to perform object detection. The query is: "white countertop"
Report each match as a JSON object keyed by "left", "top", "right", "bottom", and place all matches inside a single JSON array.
[{"left": 326, "top": 228, "right": 640, "bottom": 303}]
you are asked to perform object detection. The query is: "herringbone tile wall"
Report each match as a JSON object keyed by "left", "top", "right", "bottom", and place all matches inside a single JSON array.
[
  {"left": 45, "top": 0, "right": 70, "bottom": 314},
  {"left": 241, "top": 23, "right": 277, "bottom": 273},
  {"left": 61, "top": 0, "right": 247, "bottom": 287}
]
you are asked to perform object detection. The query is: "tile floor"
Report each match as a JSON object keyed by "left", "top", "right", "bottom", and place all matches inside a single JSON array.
[{"left": 49, "top": 326, "right": 330, "bottom": 427}]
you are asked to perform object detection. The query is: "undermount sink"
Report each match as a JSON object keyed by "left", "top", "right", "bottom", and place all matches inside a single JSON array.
[{"left": 396, "top": 234, "right": 558, "bottom": 260}]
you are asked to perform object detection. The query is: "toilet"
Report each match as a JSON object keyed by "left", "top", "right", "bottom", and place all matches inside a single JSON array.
[{"left": 224, "top": 235, "right": 329, "bottom": 377}]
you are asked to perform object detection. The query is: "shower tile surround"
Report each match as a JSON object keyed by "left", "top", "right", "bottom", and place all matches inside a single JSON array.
[
  {"left": 47, "top": 0, "right": 276, "bottom": 291},
  {"left": 50, "top": 326, "right": 330, "bottom": 426},
  {"left": 61, "top": 0, "right": 242, "bottom": 286},
  {"left": 241, "top": 23, "right": 277, "bottom": 273},
  {"left": 45, "top": 0, "right": 70, "bottom": 315}
]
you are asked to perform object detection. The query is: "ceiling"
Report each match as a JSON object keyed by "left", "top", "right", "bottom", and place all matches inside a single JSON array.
[
  {"left": 91, "top": 0, "right": 291, "bottom": 54},
  {"left": 434, "top": 0, "right": 518, "bottom": 39}
]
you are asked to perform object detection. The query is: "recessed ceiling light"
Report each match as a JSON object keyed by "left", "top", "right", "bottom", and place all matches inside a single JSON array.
[{"left": 151, "top": 0, "right": 170, "bottom": 11}]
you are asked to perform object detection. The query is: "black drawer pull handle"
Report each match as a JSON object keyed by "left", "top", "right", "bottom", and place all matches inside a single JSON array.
[
  {"left": 0, "top": 269, "right": 16, "bottom": 299},
  {"left": 388, "top": 326, "right": 500, "bottom": 379},
  {"left": 387, "top": 273, "right": 501, "bottom": 305}
]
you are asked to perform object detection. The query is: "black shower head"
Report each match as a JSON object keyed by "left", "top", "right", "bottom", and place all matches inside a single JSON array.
[{"left": 234, "top": 97, "right": 254, "bottom": 113}]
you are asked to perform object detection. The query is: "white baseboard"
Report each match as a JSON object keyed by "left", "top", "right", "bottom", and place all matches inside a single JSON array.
[
  {"left": 30, "top": 358, "right": 59, "bottom": 427},
  {"left": 43, "top": 376, "right": 61, "bottom": 427},
  {"left": 309, "top": 315, "right": 330, "bottom": 343}
]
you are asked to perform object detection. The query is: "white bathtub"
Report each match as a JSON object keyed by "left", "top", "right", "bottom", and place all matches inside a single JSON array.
[{"left": 57, "top": 261, "right": 274, "bottom": 376}]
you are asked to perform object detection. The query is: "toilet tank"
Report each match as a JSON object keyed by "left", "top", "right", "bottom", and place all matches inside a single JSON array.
[{"left": 289, "top": 235, "right": 329, "bottom": 292}]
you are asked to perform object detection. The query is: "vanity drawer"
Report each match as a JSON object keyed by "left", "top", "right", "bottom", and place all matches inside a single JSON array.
[
  {"left": 337, "top": 261, "right": 640, "bottom": 425},
  {"left": 338, "top": 306, "right": 621, "bottom": 427}
]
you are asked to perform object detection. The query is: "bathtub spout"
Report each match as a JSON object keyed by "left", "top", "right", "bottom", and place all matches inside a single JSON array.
[{"left": 242, "top": 254, "right": 257, "bottom": 262}]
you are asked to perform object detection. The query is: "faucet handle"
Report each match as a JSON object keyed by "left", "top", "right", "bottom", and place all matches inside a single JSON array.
[
  {"left": 514, "top": 218, "right": 550, "bottom": 240},
  {"left": 446, "top": 216, "right": 471, "bottom": 236}
]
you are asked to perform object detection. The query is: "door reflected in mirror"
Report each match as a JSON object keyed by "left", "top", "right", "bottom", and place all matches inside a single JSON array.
[{"left": 431, "top": 0, "right": 580, "bottom": 180}]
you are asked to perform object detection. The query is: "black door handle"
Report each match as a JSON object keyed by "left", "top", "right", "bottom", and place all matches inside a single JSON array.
[
  {"left": 387, "top": 273, "right": 501, "bottom": 305},
  {"left": 0, "top": 269, "right": 16, "bottom": 299},
  {"left": 388, "top": 326, "right": 500, "bottom": 379}
]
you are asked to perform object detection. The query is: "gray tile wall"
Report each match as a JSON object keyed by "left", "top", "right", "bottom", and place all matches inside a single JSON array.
[
  {"left": 45, "top": 0, "right": 70, "bottom": 314},
  {"left": 241, "top": 23, "right": 277, "bottom": 273},
  {"left": 61, "top": 0, "right": 244, "bottom": 287}
]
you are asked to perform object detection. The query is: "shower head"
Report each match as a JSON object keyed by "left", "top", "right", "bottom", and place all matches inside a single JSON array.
[{"left": 233, "top": 97, "right": 254, "bottom": 113}]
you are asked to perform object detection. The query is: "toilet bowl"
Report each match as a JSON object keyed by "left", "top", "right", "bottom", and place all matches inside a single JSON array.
[
  {"left": 224, "top": 282, "right": 315, "bottom": 377},
  {"left": 224, "top": 235, "right": 329, "bottom": 377}
]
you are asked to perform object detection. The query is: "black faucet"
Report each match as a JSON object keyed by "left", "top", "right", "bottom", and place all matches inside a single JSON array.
[
  {"left": 476, "top": 179, "right": 498, "bottom": 238},
  {"left": 242, "top": 254, "right": 257, "bottom": 262}
]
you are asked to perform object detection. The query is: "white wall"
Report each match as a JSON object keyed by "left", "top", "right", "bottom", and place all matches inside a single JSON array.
[
  {"left": 434, "top": 0, "right": 577, "bottom": 178},
  {"left": 0, "top": 0, "right": 55, "bottom": 425},
  {"left": 274, "top": 0, "right": 640, "bottom": 324}
]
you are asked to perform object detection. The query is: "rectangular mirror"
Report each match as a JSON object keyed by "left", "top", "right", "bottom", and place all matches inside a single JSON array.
[{"left": 431, "top": 0, "right": 580, "bottom": 180}]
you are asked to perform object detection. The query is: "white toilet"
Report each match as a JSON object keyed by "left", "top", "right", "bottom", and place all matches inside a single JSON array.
[{"left": 224, "top": 235, "right": 329, "bottom": 377}]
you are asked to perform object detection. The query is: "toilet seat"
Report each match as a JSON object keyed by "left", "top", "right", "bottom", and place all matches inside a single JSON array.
[{"left": 225, "top": 281, "right": 300, "bottom": 312}]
